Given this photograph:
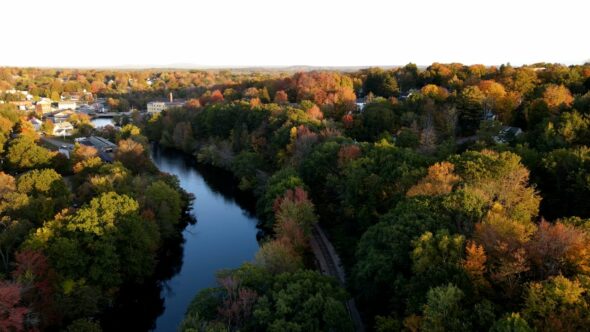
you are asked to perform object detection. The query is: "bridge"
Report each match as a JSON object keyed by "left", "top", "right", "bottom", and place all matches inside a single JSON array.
[{"left": 90, "top": 111, "right": 132, "bottom": 118}]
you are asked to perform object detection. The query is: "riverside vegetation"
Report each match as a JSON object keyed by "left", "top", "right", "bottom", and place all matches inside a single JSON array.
[
  {"left": 0, "top": 104, "right": 192, "bottom": 331},
  {"left": 1, "top": 63, "right": 590, "bottom": 331}
]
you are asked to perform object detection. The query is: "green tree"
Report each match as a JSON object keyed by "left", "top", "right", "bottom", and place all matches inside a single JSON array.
[
  {"left": 143, "top": 180, "right": 182, "bottom": 238},
  {"left": 353, "top": 197, "right": 450, "bottom": 316},
  {"left": 252, "top": 270, "right": 353, "bottom": 331},
  {"left": 363, "top": 68, "right": 400, "bottom": 98},
  {"left": 230, "top": 151, "right": 265, "bottom": 191},
  {"left": 5, "top": 136, "right": 54, "bottom": 171},
  {"left": 523, "top": 275, "right": 590, "bottom": 331},
  {"left": 451, "top": 149, "right": 540, "bottom": 224},
  {"left": 536, "top": 147, "right": 590, "bottom": 219},
  {"left": 29, "top": 192, "right": 158, "bottom": 289},
  {"left": 490, "top": 313, "right": 533, "bottom": 332},
  {"left": 458, "top": 86, "right": 485, "bottom": 135},
  {"left": 411, "top": 230, "right": 465, "bottom": 275},
  {"left": 421, "top": 284, "right": 469, "bottom": 332},
  {"left": 15, "top": 169, "right": 70, "bottom": 224}
]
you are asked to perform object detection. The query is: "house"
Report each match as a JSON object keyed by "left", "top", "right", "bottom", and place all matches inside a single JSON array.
[
  {"left": 356, "top": 99, "right": 366, "bottom": 112},
  {"left": 54, "top": 110, "right": 75, "bottom": 121},
  {"left": 147, "top": 93, "right": 185, "bottom": 114},
  {"left": 29, "top": 117, "right": 43, "bottom": 131},
  {"left": 35, "top": 99, "right": 53, "bottom": 114},
  {"left": 9, "top": 100, "right": 33, "bottom": 111},
  {"left": 61, "top": 90, "right": 92, "bottom": 102},
  {"left": 77, "top": 104, "right": 94, "bottom": 114},
  {"left": 483, "top": 109, "right": 497, "bottom": 121},
  {"left": 494, "top": 126, "right": 523, "bottom": 144},
  {"left": 58, "top": 100, "right": 77, "bottom": 110},
  {"left": 53, "top": 121, "right": 74, "bottom": 137},
  {"left": 399, "top": 89, "right": 419, "bottom": 100},
  {"left": 3, "top": 90, "right": 32, "bottom": 101}
]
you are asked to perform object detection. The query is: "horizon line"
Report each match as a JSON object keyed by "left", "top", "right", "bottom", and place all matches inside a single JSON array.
[{"left": 1, "top": 60, "right": 588, "bottom": 71}]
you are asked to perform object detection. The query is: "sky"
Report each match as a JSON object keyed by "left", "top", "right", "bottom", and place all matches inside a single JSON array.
[{"left": 1, "top": 0, "right": 588, "bottom": 68}]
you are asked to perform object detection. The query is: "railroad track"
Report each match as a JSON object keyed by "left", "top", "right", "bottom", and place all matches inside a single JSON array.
[
  {"left": 311, "top": 226, "right": 343, "bottom": 283},
  {"left": 310, "top": 224, "right": 364, "bottom": 331}
]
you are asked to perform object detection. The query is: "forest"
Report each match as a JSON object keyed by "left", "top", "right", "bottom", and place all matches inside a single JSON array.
[
  {"left": 1, "top": 62, "right": 590, "bottom": 331},
  {"left": 0, "top": 100, "right": 192, "bottom": 330}
]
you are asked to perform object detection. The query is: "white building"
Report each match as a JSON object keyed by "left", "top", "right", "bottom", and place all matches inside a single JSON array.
[
  {"left": 58, "top": 100, "right": 77, "bottom": 110},
  {"left": 147, "top": 93, "right": 185, "bottom": 115},
  {"left": 53, "top": 121, "right": 74, "bottom": 137},
  {"left": 147, "top": 101, "right": 168, "bottom": 114},
  {"left": 147, "top": 100, "right": 185, "bottom": 114}
]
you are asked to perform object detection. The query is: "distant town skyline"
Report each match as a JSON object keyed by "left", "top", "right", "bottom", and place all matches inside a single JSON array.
[{"left": 1, "top": 0, "right": 588, "bottom": 68}]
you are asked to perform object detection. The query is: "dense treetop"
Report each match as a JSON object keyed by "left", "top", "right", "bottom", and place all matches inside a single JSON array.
[{"left": 2, "top": 61, "right": 590, "bottom": 331}]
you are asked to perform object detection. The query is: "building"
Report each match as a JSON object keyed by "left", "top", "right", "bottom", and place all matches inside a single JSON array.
[
  {"left": 3, "top": 90, "right": 32, "bottom": 100},
  {"left": 53, "top": 121, "right": 74, "bottom": 137},
  {"left": 58, "top": 100, "right": 77, "bottom": 110},
  {"left": 9, "top": 100, "right": 33, "bottom": 111},
  {"left": 399, "top": 89, "right": 419, "bottom": 100},
  {"left": 75, "top": 136, "right": 118, "bottom": 162},
  {"left": 54, "top": 110, "right": 75, "bottom": 121},
  {"left": 35, "top": 99, "right": 53, "bottom": 114},
  {"left": 483, "top": 109, "right": 497, "bottom": 121},
  {"left": 61, "top": 90, "right": 93, "bottom": 102},
  {"left": 147, "top": 100, "right": 185, "bottom": 114},
  {"left": 356, "top": 99, "right": 366, "bottom": 112},
  {"left": 29, "top": 117, "right": 43, "bottom": 131},
  {"left": 147, "top": 93, "right": 185, "bottom": 114},
  {"left": 494, "top": 126, "right": 523, "bottom": 144},
  {"left": 77, "top": 104, "right": 94, "bottom": 114}
]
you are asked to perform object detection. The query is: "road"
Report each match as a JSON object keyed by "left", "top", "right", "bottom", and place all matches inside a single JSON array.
[
  {"left": 40, "top": 136, "right": 74, "bottom": 150},
  {"left": 310, "top": 224, "right": 365, "bottom": 332}
]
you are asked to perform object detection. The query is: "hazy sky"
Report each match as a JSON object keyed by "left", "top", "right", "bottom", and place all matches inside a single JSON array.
[{"left": 2, "top": 0, "right": 588, "bottom": 68}]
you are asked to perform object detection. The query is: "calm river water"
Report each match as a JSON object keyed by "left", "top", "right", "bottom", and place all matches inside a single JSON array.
[
  {"left": 150, "top": 146, "right": 260, "bottom": 331},
  {"left": 92, "top": 118, "right": 260, "bottom": 331}
]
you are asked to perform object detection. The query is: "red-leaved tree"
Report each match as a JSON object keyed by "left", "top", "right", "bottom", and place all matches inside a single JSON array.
[{"left": 0, "top": 281, "right": 28, "bottom": 332}]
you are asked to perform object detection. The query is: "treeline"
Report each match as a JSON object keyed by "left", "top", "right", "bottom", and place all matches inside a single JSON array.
[
  {"left": 0, "top": 104, "right": 191, "bottom": 331},
  {"left": 141, "top": 62, "right": 590, "bottom": 331}
]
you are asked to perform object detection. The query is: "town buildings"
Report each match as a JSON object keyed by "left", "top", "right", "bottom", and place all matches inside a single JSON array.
[
  {"left": 58, "top": 100, "right": 77, "bottom": 110},
  {"left": 35, "top": 99, "right": 53, "bottom": 114},
  {"left": 52, "top": 121, "right": 74, "bottom": 137},
  {"left": 147, "top": 93, "right": 185, "bottom": 114}
]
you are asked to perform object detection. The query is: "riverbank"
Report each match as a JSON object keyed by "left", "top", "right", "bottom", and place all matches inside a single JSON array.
[{"left": 148, "top": 145, "right": 260, "bottom": 331}]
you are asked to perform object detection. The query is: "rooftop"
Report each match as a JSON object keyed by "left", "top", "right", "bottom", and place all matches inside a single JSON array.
[{"left": 54, "top": 121, "right": 73, "bottom": 129}]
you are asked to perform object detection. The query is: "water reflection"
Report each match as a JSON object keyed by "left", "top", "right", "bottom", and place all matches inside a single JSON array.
[{"left": 100, "top": 145, "right": 260, "bottom": 331}]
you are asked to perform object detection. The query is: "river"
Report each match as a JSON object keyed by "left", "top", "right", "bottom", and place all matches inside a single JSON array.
[
  {"left": 92, "top": 118, "right": 261, "bottom": 331},
  {"left": 149, "top": 147, "right": 260, "bottom": 331}
]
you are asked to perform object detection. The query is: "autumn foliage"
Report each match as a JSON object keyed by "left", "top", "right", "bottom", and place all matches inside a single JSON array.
[
  {"left": 543, "top": 84, "right": 574, "bottom": 110},
  {"left": 407, "top": 162, "right": 460, "bottom": 197},
  {"left": 306, "top": 105, "right": 324, "bottom": 121},
  {"left": 0, "top": 282, "right": 28, "bottom": 332},
  {"left": 273, "top": 90, "right": 289, "bottom": 104}
]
